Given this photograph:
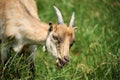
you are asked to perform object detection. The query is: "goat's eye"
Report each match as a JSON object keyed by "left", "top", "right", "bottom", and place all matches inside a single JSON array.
[
  {"left": 70, "top": 40, "right": 75, "bottom": 48},
  {"left": 70, "top": 43, "right": 73, "bottom": 48},
  {"left": 53, "top": 35, "right": 58, "bottom": 40},
  {"left": 52, "top": 35, "right": 61, "bottom": 44}
]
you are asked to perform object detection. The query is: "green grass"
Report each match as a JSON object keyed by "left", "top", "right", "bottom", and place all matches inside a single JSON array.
[{"left": 0, "top": 0, "right": 120, "bottom": 80}]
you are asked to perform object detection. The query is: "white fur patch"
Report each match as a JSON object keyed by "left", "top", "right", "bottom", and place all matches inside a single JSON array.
[{"left": 46, "top": 33, "right": 59, "bottom": 59}]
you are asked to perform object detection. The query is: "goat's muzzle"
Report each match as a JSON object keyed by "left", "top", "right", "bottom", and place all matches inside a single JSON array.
[{"left": 56, "top": 56, "right": 70, "bottom": 68}]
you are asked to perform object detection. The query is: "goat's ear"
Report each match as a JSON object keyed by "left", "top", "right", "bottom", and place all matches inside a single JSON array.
[
  {"left": 49, "top": 22, "right": 53, "bottom": 32},
  {"left": 74, "top": 27, "right": 78, "bottom": 32},
  {"left": 74, "top": 27, "right": 78, "bottom": 30}
]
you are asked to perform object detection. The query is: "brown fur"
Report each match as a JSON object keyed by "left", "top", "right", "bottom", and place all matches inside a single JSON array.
[{"left": 0, "top": 0, "right": 49, "bottom": 41}]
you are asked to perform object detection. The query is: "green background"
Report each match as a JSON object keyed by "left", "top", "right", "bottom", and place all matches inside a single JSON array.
[{"left": 0, "top": 0, "right": 120, "bottom": 80}]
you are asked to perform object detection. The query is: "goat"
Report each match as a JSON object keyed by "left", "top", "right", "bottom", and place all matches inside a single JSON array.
[{"left": 0, "top": 0, "right": 76, "bottom": 75}]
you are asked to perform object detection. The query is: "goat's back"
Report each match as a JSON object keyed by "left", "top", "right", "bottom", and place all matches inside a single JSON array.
[{"left": 0, "top": 0, "right": 40, "bottom": 39}]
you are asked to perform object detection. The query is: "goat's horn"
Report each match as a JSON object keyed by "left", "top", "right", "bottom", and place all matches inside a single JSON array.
[
  {"left": 53, "top": 6, "right": 64, "bottom": 24},
  {"left": 69, "top": 12, "right": 75, "bottom": 27}
]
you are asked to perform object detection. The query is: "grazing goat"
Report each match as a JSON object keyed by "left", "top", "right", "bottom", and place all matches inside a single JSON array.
[{"left": 0, "top": 0, "right": 76, "bottom": 75}]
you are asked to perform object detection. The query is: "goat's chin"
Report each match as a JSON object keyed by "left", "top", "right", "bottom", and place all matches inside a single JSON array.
[{"left": 56, "top": 58, "right": 67, "bottom": 68}]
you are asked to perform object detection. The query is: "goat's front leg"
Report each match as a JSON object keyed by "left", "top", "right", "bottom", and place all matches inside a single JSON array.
[
  {"left": 27, "top": 45, "right": 36, "bottom": 77},
  {"left": 21, "top": 45, "right": 37, "bottom": 76},
  {"left": 1, "top": 42, "right": 10, "bottom": 65},
  {"left": 0, "top": 41, "right": 11, "bottom": 79}
]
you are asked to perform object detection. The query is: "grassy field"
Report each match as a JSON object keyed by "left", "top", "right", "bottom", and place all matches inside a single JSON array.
[{"left": 0, "top": 0, "right": 120, "bottom": 80}]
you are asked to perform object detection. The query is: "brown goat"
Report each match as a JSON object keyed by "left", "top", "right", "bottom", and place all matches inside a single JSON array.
[{"left": 0, "top": 0, "right": 76, "bottom": 76}]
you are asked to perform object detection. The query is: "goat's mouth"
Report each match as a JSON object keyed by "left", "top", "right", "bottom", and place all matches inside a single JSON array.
[{"left": 56, "top": 57, "right": 69, "bottom": 68}]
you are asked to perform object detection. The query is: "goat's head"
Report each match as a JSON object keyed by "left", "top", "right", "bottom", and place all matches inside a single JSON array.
[{"left": 46, "top": 6, "right": 75, "bottom": 68}]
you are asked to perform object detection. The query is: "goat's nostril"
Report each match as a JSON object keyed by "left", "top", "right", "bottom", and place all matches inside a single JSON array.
[{"left": 64, "top": 56, "right": 69, "bottom": 62}]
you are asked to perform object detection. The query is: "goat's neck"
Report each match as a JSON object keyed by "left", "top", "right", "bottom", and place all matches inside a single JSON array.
[
  {"left": 12, "top": 21, "right": 49, "bottom": 52},
  {"left": 20, "top": 21, "right": 49, "bottom": 45}
]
